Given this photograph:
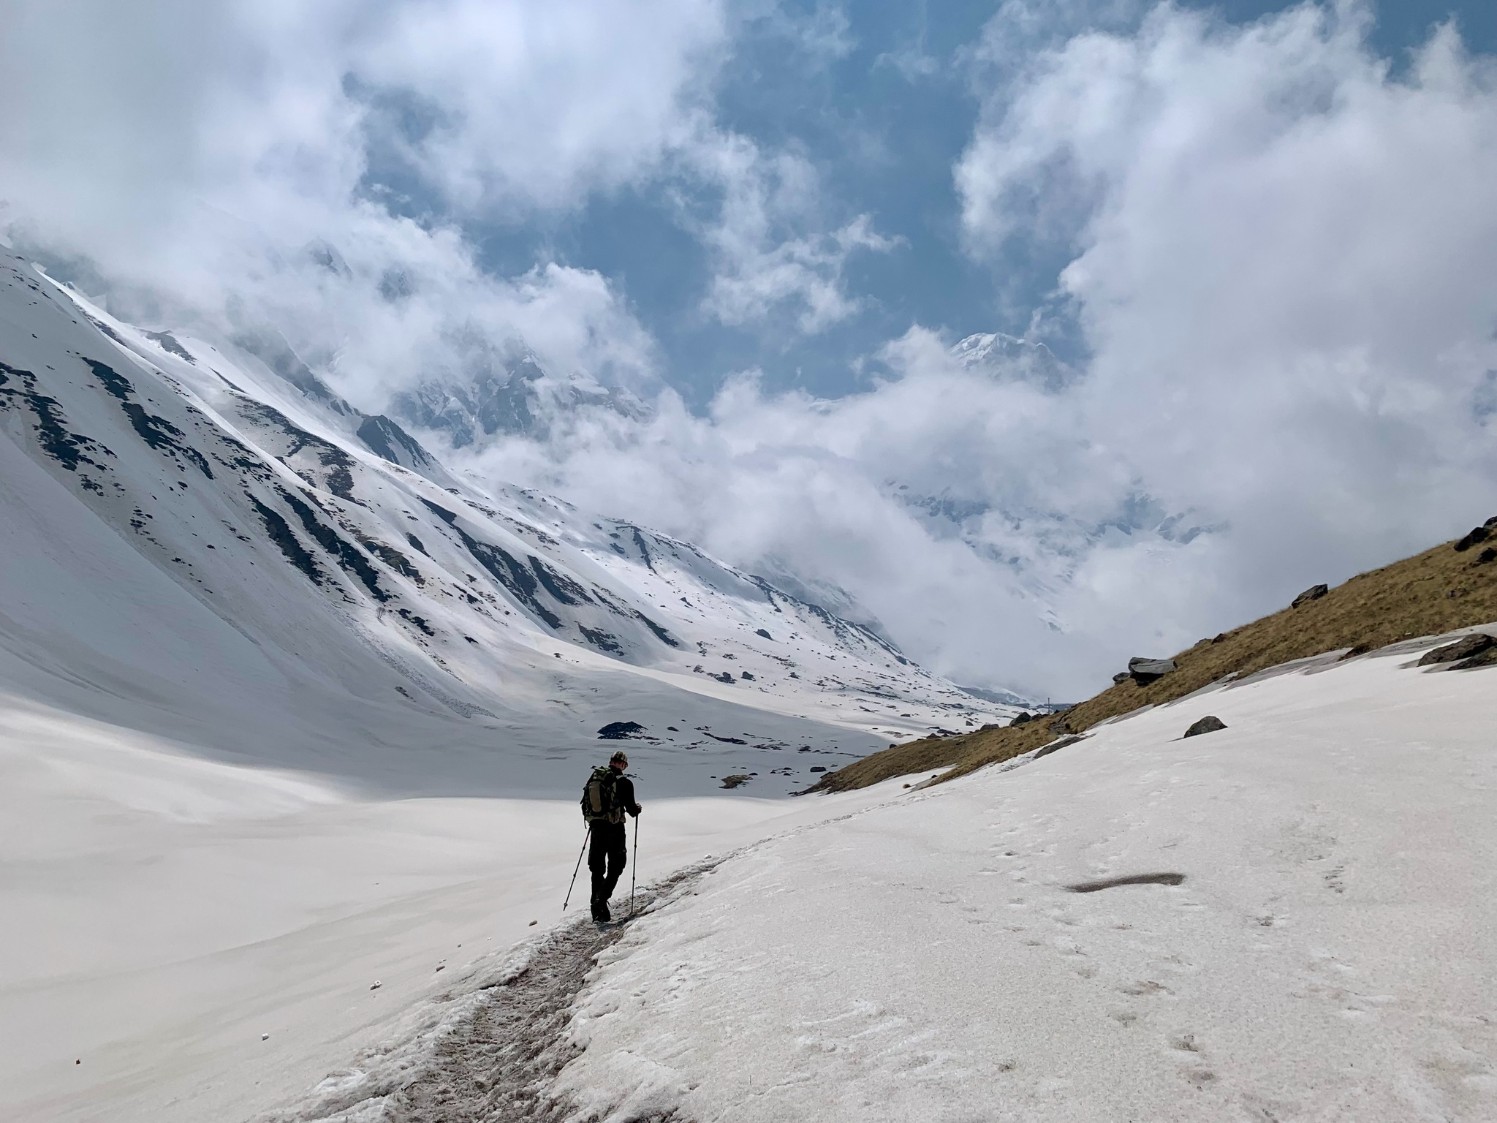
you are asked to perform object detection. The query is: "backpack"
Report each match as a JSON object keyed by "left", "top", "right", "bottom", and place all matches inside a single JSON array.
[{"left": 581, "top": 765, "right": 624, "bottom": 825}]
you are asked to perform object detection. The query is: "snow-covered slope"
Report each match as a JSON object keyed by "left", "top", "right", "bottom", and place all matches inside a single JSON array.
[
  {"left": 0, "top": 255, "right": 1013, "bottom": 800},
  {"left": 264, "top": 636, "right": 1494, "bottom": 1123}
]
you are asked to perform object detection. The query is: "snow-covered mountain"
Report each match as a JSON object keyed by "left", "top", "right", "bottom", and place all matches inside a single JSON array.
[
  {"left": 0, "top": 255, "right": 1015, "bottom": 800},
  {"left": 388, "top": 347, "right": 647, "bottom": 448}
]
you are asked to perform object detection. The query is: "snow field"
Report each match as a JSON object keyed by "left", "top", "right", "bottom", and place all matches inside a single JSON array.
[
  {"left": 552, "top": 649, "right": 1497, "bottom": 1122},
  {"left": 0, "top": 692, "right": 906, "bottom": 1123}
]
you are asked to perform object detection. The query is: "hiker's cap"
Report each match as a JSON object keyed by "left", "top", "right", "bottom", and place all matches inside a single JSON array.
[{"left": 610, "top": 750, "right": 628, "bottom": 767}]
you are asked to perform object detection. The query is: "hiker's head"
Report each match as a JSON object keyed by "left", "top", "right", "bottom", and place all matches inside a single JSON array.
[{"left": 609, "top": 750, "right": 628, "bottom": 771}]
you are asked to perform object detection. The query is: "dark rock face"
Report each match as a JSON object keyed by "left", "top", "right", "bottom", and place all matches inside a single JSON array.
[
  {"left": 1010, "top": 712, "right": 1034, "bottom": 726},
  {"left": 1292, "top": 584, "right": 1329, "bottom": 607},
  {"left": 1128, "top": 657, "right": 1176, "bottom": 685},
  {"left": 1184, "top": 715, "right": 1227, "bottom": 738},
  {"left": 597, "top": 721, "right": 646, "bottom": 739},
  {"left": 1112, "top": 672, "right": 1131, "bottom": 685},
  {"left": 1453, "top": 524, "right": 1493, "bottom": 552},
  {"left": 1417, "top": 634, "right": 1495, "bottom": 667}
]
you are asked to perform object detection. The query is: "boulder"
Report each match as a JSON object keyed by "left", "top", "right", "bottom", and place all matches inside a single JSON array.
[
  {"left": 1417, "top": 633, "right": 1495, "bottom": 667},
  {"left": 1010, "top": 712, "right": 1034, "bottom": 727},
  {"left": 1474, "top": 546, "right": 1496, "bottom": 566},
  {"left": 1112, "top": 672, "right": 1131, "bottom": 685},
  {"left": 1183, "top": 715, "right": 1227, "bottom": 738},
  {"left": 1453, "top": 525, "right": 1491, "bottom": 552},
  {"left": 1291, "top": 584, "right": 1329, "bottom": 607},
  {"left": 1127, "top": 657, "right": 1176, "bottom": 685}
]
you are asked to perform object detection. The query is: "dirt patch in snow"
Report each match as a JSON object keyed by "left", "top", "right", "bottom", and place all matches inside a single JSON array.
[{"left": 263, "top": 866, "right": 713, "bottom": 1123}]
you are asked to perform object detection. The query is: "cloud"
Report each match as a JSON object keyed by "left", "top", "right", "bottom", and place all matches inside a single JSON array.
[
  {"left": 3, "top": 0, "right": 1495, "bottom": 701},
  {"left": 0, "top": 0, "right": 730, "bottom": 393},
  {"left": 461, "top": 2, "right": 1497, "bottom": 699}
]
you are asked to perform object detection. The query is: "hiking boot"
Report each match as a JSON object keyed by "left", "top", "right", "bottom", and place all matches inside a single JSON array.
[{"left": 591, "top": 896, "right": 610, "bottom": 923}]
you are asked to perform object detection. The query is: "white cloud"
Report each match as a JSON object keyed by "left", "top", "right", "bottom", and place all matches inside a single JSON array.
[
  {"left": 0, "top": 0, "right": 728, "bottom": 395},
  {"left": 4, "top": 0, "right": 1495, "bottom": 700},
  {"left": 464, "top": 3, "right": 1497, "bottom": 699},
  {"left": 687, "top": 136, "right": 899, "bottom": 333}
]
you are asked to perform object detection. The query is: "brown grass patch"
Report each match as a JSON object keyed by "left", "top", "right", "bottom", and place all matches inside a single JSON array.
[{"left": 811, "top": 522, "right": 1497, "bottom": 793}]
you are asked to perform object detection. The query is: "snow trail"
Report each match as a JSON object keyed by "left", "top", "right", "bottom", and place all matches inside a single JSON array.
[{"left": 261, "top": 864, "right": 716, "bottom": 1123}]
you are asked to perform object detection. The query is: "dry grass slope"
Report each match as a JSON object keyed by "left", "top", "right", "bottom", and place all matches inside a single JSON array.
[{"left": 813, "top": 520, "right": 1497, "bottom": 793}]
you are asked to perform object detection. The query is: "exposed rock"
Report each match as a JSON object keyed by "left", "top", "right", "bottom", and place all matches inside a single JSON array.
[
  {"left": 1453, "top": 525, "right": 1492, "bottom": 552},
  {"left": 1009, "top": 711, "right": 1034, "bottom": 727},
  {"left": 597, "top": 721, "right": 646, "bottom": 739},
  {"left": 1456, "top": 646, "right": 1497, "bottom": 670},
  {"left": 1184, "top": 715, "right": 1227, "bottom": 738},
  {"left": 809, "top": 766, "right": 827, "bottom": 773},
  {"left": 1128, "top": 657, "right": 1176, "bottom": 685},
  {"left": 755, "top": 628, "right": 772, "bottom": 640},
  {"left": 1034, "top": 733, "right": 1085, "bottom": 760},
  {"left": 719, "top": 774, "right": 751, "bottom": 789},
  {"left": 1474, "top": 546, "right": 1497, "bottom": 566},
  {"left": 1291, "top": 584, "right": 1329, "bottom": 607},
  {"left": 1112, "top": 672, "right": 1131, "bottom": 685},
  {"left": 1211, "top": 632, "right": 1227, "bottom": 644},
  {"left": 1418, "top": 633, "right": 1495, "bottom": 667}
]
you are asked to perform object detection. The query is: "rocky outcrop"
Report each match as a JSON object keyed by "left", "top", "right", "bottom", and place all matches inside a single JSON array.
[
  {"left": 1184, "top": 715, "right": 1227, "bottom": 738},
  {"left": 1452, "top": 519, "right": 1496, "bottom": 552},
  {"left": 596, "top": 721, "right": 646, "bottom": 739},
  {"left": 1292, "top": 584, "right": 1329, "bottom": 608},
  {"left": 1417, "top": 634, "right": 1495, "bottom": 667},
  {"left": 1127, "top": 657, "right": 1176, "bottom": 685}
]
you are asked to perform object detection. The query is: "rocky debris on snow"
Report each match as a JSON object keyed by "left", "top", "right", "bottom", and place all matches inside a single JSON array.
[
  {"left": 1417, "top": 633, "right": 1495, "bottom": 667},
  {"left": 1292, "top": 583, "right": 1329, "bottom": 607},
  {"left": 809, "top": 766, "right": 827, "bottom": 773},
  {"left": 261, "top": 1033, "right": 270, "bottom": 1041},
  {"left": 596, "top": 721, "right": 646, "bottom": 739},
  {"left": 1127, "top": 657, "right": 1176, "bottom": 685},
  {"left": 1034, "top": 733, "right": 1086, "bottom": 760},
  {"left": 370, "top": 981, "right": 382, "bottom": 990},
  {"left": 712, "top": 671, "right": 734, "bottom": 684},
  {"left": 719, "top": 774, "right": 751, "bottom": 789},
  {"left": 1183, "top": 715, "right": 1227, "bottom": 738},
  {"left": 755, "top": 628, "right": 773, "bottom": 639},
  {"left": 1065, "top": 872, "right": 1186, "bottom": 893}
]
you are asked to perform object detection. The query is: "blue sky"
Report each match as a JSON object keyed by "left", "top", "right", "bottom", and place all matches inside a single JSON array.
[
  {"left": 4, "top": 0, "right": 1496, "bottom": 696},
  {"left": 437, "top": 0, "right": 1497, "bottom": 405}
]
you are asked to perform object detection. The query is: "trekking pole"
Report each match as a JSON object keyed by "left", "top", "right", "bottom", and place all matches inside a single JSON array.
[
  {"left": 629, "top": 817, "right": 639, "bottom": 917},
  {"left": 563, "top": 825, "right": 590, "bottom": 911}
]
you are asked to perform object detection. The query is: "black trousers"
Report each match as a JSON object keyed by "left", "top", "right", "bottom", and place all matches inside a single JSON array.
[{"left": 588, "top": 821, "right": 628, "bottom": 901}]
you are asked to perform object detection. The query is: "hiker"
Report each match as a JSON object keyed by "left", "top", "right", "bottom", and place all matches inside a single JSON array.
[{"left": 582, "top": 750, "right": 642, "bottom": 922}]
